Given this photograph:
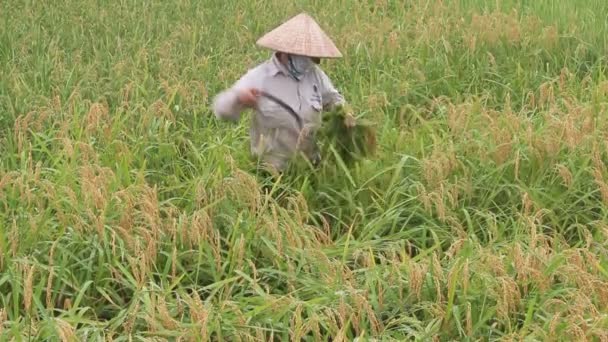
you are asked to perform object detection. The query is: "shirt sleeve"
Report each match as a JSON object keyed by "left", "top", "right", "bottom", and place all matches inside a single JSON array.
[
  {"left": 317, "top": 67, "right": 345, "bottom": 110},
  {"left": 212, "top": 66, "right": 263, "bottom": 121}
]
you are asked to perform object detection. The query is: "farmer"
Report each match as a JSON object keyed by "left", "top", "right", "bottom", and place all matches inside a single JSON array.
[{"left": 212, "top": 13, "right": 345, "bottom": 173}]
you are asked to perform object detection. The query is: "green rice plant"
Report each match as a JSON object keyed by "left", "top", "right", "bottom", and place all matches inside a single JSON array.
[
  {"left": 1, "top": 0, "right": 608, "bottom": 340},
  {"left": 318, "top": 103, "right": 377, "bottom": 165}
]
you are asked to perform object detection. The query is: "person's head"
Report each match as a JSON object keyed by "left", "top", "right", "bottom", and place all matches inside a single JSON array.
[
  {"left": 256, "top": 13, "right": 342, "bottom": 62},
  {"left": 275, "top": 52, "right": 320, "bottom": 66},
  {"left": 273, "top": 52, "right": 317, "bottom": 81}
]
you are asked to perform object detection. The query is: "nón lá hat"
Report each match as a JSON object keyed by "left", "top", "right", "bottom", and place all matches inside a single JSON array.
[{"left": 256, "top": 13, "right": 342, "bottom": 58}]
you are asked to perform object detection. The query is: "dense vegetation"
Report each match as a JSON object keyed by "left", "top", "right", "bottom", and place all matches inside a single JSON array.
[{"left": 1, "top": 0, "right": 608, "bottom": 340}]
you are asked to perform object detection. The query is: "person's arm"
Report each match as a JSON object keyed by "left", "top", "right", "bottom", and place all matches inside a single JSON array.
[
  {"left": 317, "top": 67, "right": 345, "bottom": 110},
  {"left": 212, "top": 67, "right": 262, "bottom": 121}
]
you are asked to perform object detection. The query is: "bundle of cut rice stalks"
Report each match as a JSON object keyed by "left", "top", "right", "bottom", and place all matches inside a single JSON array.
[{"left": 318, "top": 103, "right": 377, "bottom": 165}]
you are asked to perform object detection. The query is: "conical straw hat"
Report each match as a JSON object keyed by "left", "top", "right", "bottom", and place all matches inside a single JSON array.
[{"left": 256, "top": 13, "right": 342, "bottom": 58}]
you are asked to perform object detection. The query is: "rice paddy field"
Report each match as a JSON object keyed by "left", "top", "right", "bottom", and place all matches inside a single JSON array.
[{"left": 2, "top": 0, "right": 608, "bottom": 340}]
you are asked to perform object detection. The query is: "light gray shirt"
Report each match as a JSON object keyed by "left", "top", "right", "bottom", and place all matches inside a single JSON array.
[{"left": 212, "top": 53, "right": 345, "bottom": 171}]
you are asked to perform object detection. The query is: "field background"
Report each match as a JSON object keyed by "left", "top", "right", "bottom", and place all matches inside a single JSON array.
[{"left": 2, "top": 0, "right": 608, "bottom": 340}]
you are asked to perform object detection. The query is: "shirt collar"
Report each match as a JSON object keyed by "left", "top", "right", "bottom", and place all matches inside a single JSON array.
[{"left": 269, "top": 52, "right": 288, "bottom": 76}]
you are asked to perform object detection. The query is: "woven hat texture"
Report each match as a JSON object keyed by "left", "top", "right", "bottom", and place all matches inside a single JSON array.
[{"left": 256, "top": 13, "right": 342, "bottom": 58}]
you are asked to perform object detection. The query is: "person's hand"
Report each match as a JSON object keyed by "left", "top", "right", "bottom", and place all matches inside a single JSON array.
[{"left": 237, "top": 88, "right": 260, "bottom": 108}]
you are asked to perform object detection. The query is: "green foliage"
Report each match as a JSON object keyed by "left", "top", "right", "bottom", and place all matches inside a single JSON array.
[
  {"left": 1, "top": 0, "right": 608, "bottom": 340},
  {"left": 318, "top": 103, "right": 377, "bottom": 165}
]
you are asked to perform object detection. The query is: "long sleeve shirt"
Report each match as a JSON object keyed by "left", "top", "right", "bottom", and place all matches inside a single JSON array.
[{"left": 213, "top": 53, "right": 345, "bottom": 171}]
